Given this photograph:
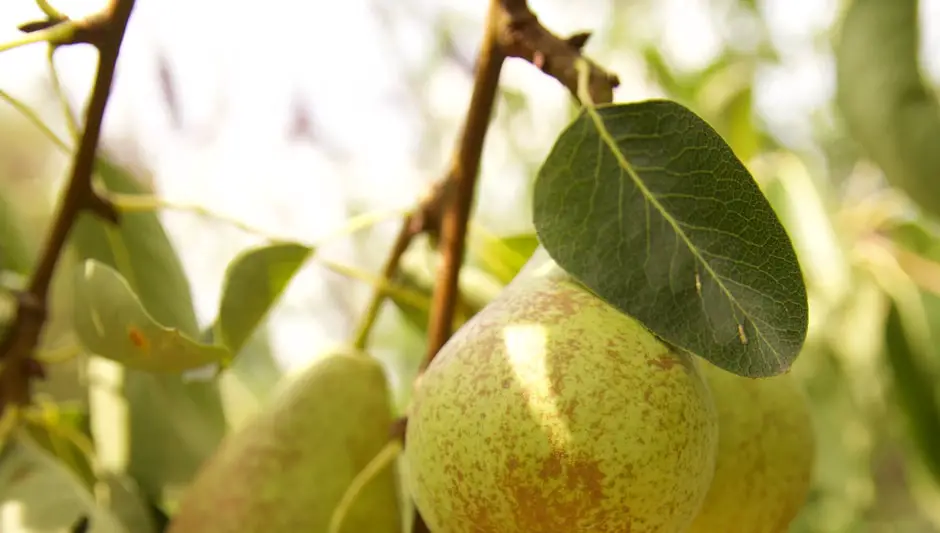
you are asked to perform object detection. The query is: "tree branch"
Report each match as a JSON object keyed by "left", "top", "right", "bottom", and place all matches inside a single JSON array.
[
  {"left": 498, "top": 1, "right": 619, "bottom": 104},
  {"left": 0, "top": 0, "right": 135, "bottom": 413},
  {"left": 421, "top": 3, "right": 506, "bottom": 372}
]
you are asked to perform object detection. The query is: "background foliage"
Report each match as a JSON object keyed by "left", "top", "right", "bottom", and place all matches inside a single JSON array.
[{"left": 2, "top": 0, "right": 940, "bottom": 531}]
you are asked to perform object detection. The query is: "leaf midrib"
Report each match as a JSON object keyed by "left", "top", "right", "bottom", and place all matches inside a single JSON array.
[{"left": 582, "top": 105, "right": 783, "bottom": 366}]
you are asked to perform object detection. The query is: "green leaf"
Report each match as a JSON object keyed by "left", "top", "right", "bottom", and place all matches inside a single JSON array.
[
  {"left": 96, "top": 473, "right": 160, "bottom": 533},
  {"left": 70, "top": 158, "right": 200, "bottom": 334},
  {"left": 0, "top": 192, "right": 34, "bottom": 275},
  {"left": 716, "top": 87, "right": 760, "bottom": 164},
  {"left": 884, "top": 298, "right": 940, "bottom": 485},
  {"left": 22, "top": 402, "right": 95, "bottom": 489},
  {"left": 0, "top": 432, "right": 128, "bottom": 533},
  {"left": 72, "top": 260, "right": 230, "bottom": 373},
  {"left": 835, "top": 0, "right": 940, "bottom": 219},
  {"left": 68, "top": 156, "right": 227, "bottom": 511},
  {"left": 533, "top": 100, "right": 808, "bottom": 377},
  {"left": 213, "top": 243, "right": 313, "bottom": 355},
  {"left": 472, "top": 230, "right": 540, "bottom": 286}
]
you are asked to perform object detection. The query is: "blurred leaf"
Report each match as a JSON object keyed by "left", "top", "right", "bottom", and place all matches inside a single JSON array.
[
  {"left": 471, "top": 229, "right": 539, "bottom": 285},
  {"left": 96, "top": 473, "right": 159, "bottom": 533},
  {"left": 70, "top": 158, "right": 200, "bottom": 334},
  {"left": 836, "top": 0, "right": 940, "bottom": 219},
  {"left": 863, "top": 241, "right": 940, "bottom": 489},
  {"left": 68, "top": 157, "right": 227, "bottom": 511},
  {"left": 884, "top": 297, "right": 940, "bottom": 485},
  {"left": 213, "top": 243, "right": 313, "bottom": 356},
  {"left": 533, "top": 100, "right": 808, "bottom": 377},
  {"left": 718, "top": 87, "right": 760, "bottom": 163},
  {"left": 641, "top": 47, "right": 698, "bottom": 103},
  {"left": 22, "top": 402, "right": 94, "bottom": 489},
  {"left": 788, "top": 344, "right": 878, "bottom": 533},
  {"left": 0, "top": 432, "right": 128, "bottom": 533},
  {"left": 72, "top": 260, "right": 230, "bottom": 373},
  {"left": 767, "top": 154, "right": 852, "bottom": 310},
  {"left": 0, "top": 193, "right": 33, "bottom": 275}
]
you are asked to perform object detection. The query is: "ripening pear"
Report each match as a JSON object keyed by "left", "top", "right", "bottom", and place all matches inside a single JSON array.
[
  {"left": 687, "top": 360, "right": 815, "bottom": 533},
  {"left": 167, "top": 349, "right": 402, "bottom": 533},
  {"left": 405, "top": 261, "right": 719, "bottom": 533}
]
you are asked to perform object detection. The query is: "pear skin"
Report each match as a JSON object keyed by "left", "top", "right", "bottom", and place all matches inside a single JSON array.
[
  {"left": 405, "top": 269, "right": 719, "bottom": 533},
  {"left": 688, "top": 361, "right": 815, "bottom": 533},
  {"left": 167, "top": 350, "right": 402, "bottom": 533}
]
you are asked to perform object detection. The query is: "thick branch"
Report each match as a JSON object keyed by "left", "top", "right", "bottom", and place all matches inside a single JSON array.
[
  {"left": 0, "top": 0, "right": 134, "bottom": 412},
  {"left": 498, "top": 1, "right": 619, "bottom": 104},
  {"left": 422, "top": 3, "right": 506, "bottom": 371}
]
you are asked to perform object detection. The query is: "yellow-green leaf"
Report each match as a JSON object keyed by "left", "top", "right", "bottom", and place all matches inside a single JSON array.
[
  {"left": 214, "top": 243, "right": 313, "bottom": 356},
  {"left": 72, "top": 260, "right": 230, "bottom": 373},
  {"left": 0, "top": 431, "right": 128, "bottom": 533}
]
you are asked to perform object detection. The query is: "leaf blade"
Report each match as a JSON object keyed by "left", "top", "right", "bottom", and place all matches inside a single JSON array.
[
  {"left": 72, "top": 260, "right": 230, "bottom": 373},
  {"left": 215, "top": 243, "right": 313, "bottom": 356},
  {"left": 533, "top": 100, "right": 808, "bottom": 377},
  {"left": 0, "top": 432, "right": 128, "bottom": 533}
]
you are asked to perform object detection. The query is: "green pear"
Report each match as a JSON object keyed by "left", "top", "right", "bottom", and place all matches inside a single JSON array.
[
  {"left": 405, "top": 263, "right": 719, "bottom": 533},
  {"left": 688, "top": 361, "right": 815, "bottom": 533},
  {"left": 167, "top": 349, "right": 402, "bottom": 533}
]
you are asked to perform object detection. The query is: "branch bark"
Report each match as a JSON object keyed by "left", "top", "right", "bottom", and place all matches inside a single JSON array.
[
  {"left": 497, "top": 0, "right": 620, "bottom": 104},
  {"left": 0, "top": 0, "right": 135, "bottom": 413},
  {"left": 422, "top": 3, "right": 506, "bottom": 372}
]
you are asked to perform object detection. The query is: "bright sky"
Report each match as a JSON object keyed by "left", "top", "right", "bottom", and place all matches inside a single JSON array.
[{"left": 0, "top": 0, "right": 938, "bottom": 373}]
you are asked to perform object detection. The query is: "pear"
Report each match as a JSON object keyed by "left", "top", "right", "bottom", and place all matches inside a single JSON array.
[
  {"left": 167, "top": 349, "right": 402, "bottom": 533},
  {"left": 404, "top": 263, "right": 719, "bottom": 533},
  {"left": 687, "top": 361, "right": 815, "bottom": 533}
]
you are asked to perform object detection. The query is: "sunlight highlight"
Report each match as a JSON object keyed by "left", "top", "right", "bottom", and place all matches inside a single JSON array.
[{"left": 502, "top": 323, "right": 572, "bottom": 448}]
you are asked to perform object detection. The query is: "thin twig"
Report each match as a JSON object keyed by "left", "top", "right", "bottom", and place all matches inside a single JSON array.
[
  {"left": 351, "top": 181, "right": 446, "bottom": 350},
  {"left": 0, "top": 0, "right": 136, "bottom": 413}
]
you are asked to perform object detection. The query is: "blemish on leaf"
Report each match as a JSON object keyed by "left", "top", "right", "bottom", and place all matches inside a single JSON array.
[{"left": 128, "top": 326, "right": 149, "bottom": 351}]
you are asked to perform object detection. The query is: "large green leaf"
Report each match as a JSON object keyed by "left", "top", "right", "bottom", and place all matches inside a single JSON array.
[
  {"left": 836, "top": 0, "right": 940, "bottom": 219},
  {"left": 0, "top": 431, "right": 128, "bottom": 533},
  {"left": 70, "top": 158, "right": 200, "bottom": 334},
  {"left": 73, "top": 260, "right": 230, "bottom": 373},
  {"left": 68, "top": 157, "right": 227, "bottom": 510},
  {"left": 212, "top": 243, "right": 313, "bottom": 356},
  {"left": 533, "top": 100, "right": 808, "bottom": 377}
]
